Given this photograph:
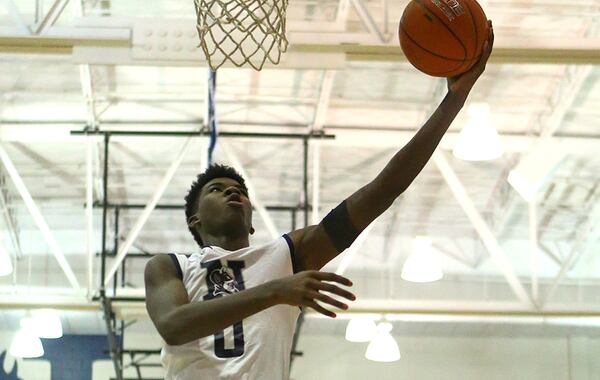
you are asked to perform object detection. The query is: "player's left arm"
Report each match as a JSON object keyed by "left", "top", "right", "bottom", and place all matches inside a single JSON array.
[{"left": 288, "top": 22, "right": 494, "bottom": 272}]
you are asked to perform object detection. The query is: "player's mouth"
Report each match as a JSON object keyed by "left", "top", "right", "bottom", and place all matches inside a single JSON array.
[
  {"left": 226, "top": 194, "right": 244, "bottom": 207},
  {"left": 227, "top": 200, "right": 244, "bottom": 207}
]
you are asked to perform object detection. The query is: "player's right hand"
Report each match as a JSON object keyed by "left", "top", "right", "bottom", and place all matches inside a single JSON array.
[
  {"left": 271, "top": 271, "right": 356, "bottom": 318},
  {"left": 447, "top": 20, "right": 494, "bottom": 97}
]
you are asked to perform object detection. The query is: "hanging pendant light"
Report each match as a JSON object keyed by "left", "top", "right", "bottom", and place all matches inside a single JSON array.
[
  {"left": 9, "top": 328, "right": 44, "bottom": 358},
  {"left": 453, "top": 103, "right": 503, "bottom": 161},
  {"left": 345, "top": 316, "right": 378, "bottom": 342},
  {"left": 401, "top": 236, "right": 443, "bottom": 283},
  {"left": 22, "top": 309, "right": 63, "bottom": 339},
  {"left": 365, "top": 322, "right": 401, "bottom": 362}
]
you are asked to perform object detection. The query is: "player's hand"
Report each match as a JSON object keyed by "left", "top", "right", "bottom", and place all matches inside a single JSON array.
[
  {"left": 271, "top": 270, "right": 356, "bottom": 318},
  {"left": 447, "top": 20, "right": 494, "bottom": 98}
]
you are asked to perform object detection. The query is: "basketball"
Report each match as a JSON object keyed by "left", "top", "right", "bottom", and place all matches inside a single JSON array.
[{"left": 399, "top": 0, "right": 489, "bottom": 77}]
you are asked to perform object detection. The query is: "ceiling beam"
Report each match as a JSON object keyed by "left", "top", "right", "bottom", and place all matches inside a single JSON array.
[
  {"left": 312, "top": 70, "right": 336, "bottom": 133},
  {"left": 103, "top": 138, "right": 193, "bottom": 287},
  {"left": 221, "top": 141, "right": 280, "bottom": 240},
  {"left": 1, "top": 124, "right": 598, "bottom": 154},
  {"left": 433, "top": 151, "right": 532, "bottom": 306},
  {"left": 0, "top": 169, "right": 23, "bottom": 260},
  {"left": 541, "top": 200, "right": 600, "bottom": 307},
  {"left": 1, "top": 0, "right": 32, "bottom": 34},
  {"left": 111, "top": 299, "right": 600, "bottom": 321},
  {"left": 348, "top": 0, "right": 387, "bottom": 43},
  {"left": 1, "top": 24, "right": 599, "bottom": 64},
  {"left": 34, "top": 0, "right": 71, "bottom": 35},
  {"left": 0, "top": 143, "right": 81, "bottom": 291}
]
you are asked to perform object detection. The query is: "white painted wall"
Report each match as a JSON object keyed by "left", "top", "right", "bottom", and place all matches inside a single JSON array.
[{"left": 290, "top": 335, "right": 600, "bottom": 380}]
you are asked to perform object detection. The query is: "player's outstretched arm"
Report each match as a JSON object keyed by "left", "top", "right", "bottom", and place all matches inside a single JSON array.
[
  {"left": 289, "top": 23, "right": 494, "bottom": 272},
  {"left": 145, "top": 256, "right": 355, "bottom": 345}
]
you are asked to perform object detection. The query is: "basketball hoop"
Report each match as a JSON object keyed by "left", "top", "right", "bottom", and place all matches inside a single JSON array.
[{"left": 194, "top": 0, "right": 289, "bottom": 70}]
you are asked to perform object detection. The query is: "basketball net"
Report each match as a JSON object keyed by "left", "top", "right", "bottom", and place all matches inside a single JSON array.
[{"left": 194, "top": 0, "right": 289, "bottom": 70}]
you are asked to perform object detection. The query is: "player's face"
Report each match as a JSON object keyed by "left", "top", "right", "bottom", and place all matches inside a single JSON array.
[{"left": 194, "top": 177, "right": 253, "bottom": 239}]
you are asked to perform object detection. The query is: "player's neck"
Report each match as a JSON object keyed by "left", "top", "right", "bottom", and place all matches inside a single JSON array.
[{"left": 202, "top": 234, "right": 250, "bottom": 251}]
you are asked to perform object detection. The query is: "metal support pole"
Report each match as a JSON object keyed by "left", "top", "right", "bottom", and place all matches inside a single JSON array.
[
  {"left": 86, "top": 135, "right": 95, "bottom": 299},
  {"left": 381, "top": 0, "right": 389, "bottom": 35},
  {"left": 312, "top": 70, "right": 336, "bottom": 133},
  {"left": 35, "top": 0, "right": 70, "bottom": 34},
  {"left": 303, "top": 138, "right": 309, "bottom": 227},
  {"left": 92, "top": 202, "right": 304, "bottom": 213},
  {"left": 119, "top": 320, "right": 125, "bottom": 380},
  {"left": 112, "top": 207, "right": 119, "bottom": 297},
  {"left": 72, "top": 130, "right": 335, "bottom": 140},
  {"left": 291, "top": 137, "right": 310, "bottom": 367},
  {"left": 207, "top": 69, "right": 217, "bottom": 165},
  {"left": 113, "top": 206, "right": 120, "bottom": 255},
  {"left": 529, "top": 199, "right": 539, "bottom": 304},
  {"left": 100, "top": 133, "right": 109, "bottom": 292},
  {"left": 101, "top": 295, "right": 123, "bottom": 380},
  {"left": 35, "top": 0, "right": 42, "bottom": 23},
  {"left": 311, "top": 140, "right": 320, "bottom": 225}
]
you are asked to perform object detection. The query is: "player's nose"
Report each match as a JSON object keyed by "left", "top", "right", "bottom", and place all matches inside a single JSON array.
[{"left": 224, "top": 186, "right": 242, "bottom": 196}]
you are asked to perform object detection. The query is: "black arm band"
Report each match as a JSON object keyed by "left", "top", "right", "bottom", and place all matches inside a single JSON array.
[{"left": 321, "top": 200, "right": 361, "bottom": 253}]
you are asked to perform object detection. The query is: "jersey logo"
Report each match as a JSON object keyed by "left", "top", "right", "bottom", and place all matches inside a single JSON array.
[
  {"left": 201, "top": 259, "right": 247, "bottom": 358},
  {"left": 209, "top": 267, "right": 241, "bottom": 296}
]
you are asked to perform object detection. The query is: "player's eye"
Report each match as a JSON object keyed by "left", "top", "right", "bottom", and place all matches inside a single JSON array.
[{"left": 210, "top": 187, "right": 220, "bottom": 192}]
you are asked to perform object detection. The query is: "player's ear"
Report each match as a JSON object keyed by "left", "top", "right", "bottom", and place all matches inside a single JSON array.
[
  {"left": 250, "top": 226, "right": 255, "bottom": 235},
  {"left": 188, "top": 215, "right": 200, "bottom": 229}
]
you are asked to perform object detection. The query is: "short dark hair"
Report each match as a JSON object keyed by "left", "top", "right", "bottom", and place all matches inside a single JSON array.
[{"left": 184, "top": 164, "right": 248, "bottom": 248}]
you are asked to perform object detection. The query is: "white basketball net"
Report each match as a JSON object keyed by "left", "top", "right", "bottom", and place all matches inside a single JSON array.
[{"left": 194, "top": 0, "right": 289, "bottom": 70}]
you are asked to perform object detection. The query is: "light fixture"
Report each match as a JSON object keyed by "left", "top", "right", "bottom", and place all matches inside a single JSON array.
[
  {"left": 401, "top": 236, "right": 443, "bottom": 283},
  {"left": 453, "top": 103, "right": 503, "bottom": 161},
  {"left": 507, "top": 139, "right": 567, "bottom": 202},
  {"left": 345, "top": 316, "right": 378, "bottom": 342},
  {"left": 365, "top": 322, "right": 401, "bottom": 362},
  {"left": 21, "top": 309, "right": 63, "bottom": 339},
  {"left": 9, "top": 328, "right": 44, "bottom": 358}
]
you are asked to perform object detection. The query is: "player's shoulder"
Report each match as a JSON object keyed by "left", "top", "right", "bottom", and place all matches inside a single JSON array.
[
  {"left": 144, "top": 254, "right": 181, "bottom": 283},
  {"left": 257, "top": 235, "right": 290, "bottom": 252}
]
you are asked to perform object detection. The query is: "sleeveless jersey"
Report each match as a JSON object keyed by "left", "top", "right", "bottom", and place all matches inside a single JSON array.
[{"left": 160, "top": 235, "right": 301, "bottom": 380}]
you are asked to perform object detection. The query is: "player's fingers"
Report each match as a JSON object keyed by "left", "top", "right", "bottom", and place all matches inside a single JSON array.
[
  {"left": 473, "top": 29, "right": 493, "bottom": 74},
  {"left": 306, "top": 299, "right": 336, "bottom": 318},
  {"left": 307, "top": 290, "right": 348, "bottom": 310},
  {"left": 482, "top": 21, "right": 494, "bottom": 59},
  {"left": 313, "top": 282, "right": 356, "bottom": 301},
  {"left": 312, "top": 271, "right": 353, "bottom": 286}
]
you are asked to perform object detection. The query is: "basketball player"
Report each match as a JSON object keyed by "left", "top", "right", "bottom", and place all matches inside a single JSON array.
[{"left": 145, "top": 22, "right": 494, "bottom": 380}]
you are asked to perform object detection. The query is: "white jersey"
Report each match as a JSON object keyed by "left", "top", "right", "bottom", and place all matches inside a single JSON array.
[{"left": 161, "top": 235, "right": 301, "bottom": 380}]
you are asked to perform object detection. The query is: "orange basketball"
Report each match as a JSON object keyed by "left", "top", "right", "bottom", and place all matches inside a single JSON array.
[{"left": 399, "top": 0, "right": 488, "bottom": 77}]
